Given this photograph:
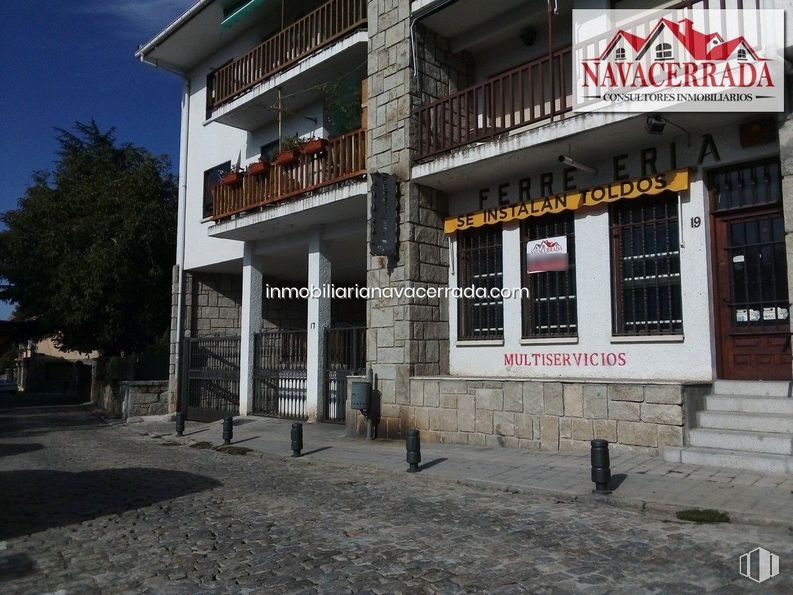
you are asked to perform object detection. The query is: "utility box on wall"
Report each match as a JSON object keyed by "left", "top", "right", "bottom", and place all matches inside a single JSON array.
[
  {"left": 350, "top": 381, "right": 371, "bottom": 411},
  {"left": 370, "top": 173, "right": 399, "bottom": 258}
]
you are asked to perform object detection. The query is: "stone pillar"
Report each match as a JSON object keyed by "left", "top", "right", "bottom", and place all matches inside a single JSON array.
[
  {"left": 239, "top": 242, "right": 263, "bottom": 416},
  {"left": 779, "top": 112, "right": 793, "bottom": 377},
  {"left": 364, "top": 0, "right": 453, "bottom": 438},
  {"left": 306, "top": 234, "right": 331, "bottom": 423}
]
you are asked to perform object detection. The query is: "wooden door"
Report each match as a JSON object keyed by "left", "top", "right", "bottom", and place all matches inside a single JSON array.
[{"left": 713, "top": 208, "right": 791, "bottom": 380}]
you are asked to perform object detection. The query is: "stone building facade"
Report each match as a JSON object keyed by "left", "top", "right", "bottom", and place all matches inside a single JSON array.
[{"left": 144, "top": 0, "right": 793, "bottom": 467}]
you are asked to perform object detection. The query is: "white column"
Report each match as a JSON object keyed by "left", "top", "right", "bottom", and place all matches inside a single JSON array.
[
  {"left": 239, "top": 242, "right": 263, "bottom": 416},
  {"left": 306, "top": 233, "right": 331, "bottom": 423},
  {"left": 502, "top": 222, "right": 522, "bottom": 349}
]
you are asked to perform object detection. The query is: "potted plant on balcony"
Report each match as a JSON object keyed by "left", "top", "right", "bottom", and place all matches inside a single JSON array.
[
  {"left": 301, "top": 137, "right": 329, "bottom": 156},
  {"left": 220, "top": 165, "right": 243, "bottom": 186},
  {"left": 274, "top": 135, "right": 305, "bottom": 166},
  {"left": 246, "top": 155, "right": 271, "bottom": 177}
]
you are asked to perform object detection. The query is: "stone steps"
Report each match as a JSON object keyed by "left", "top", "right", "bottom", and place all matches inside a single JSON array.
[
  {"left": 696, "top": 410, "right": 793, "bottom": 433},
  {"left": 662, "top": 381, "right": 793, "bottom": 475},
  {"left": 688, "top": 427, "right": 793, "bottom": 455},
  {"left": 663, "top": 446, "right": 793, "bottom": 475},
  {"left": 703, "top": 395, "right": 793, "bottom": 415}
]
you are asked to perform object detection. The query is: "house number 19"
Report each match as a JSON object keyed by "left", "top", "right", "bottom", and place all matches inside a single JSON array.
[{"left": 690, "top": 216, "right": 702, "bottom": 228}]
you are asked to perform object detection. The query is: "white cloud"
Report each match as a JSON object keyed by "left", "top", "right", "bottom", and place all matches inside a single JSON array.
[{"left": 79, "top": 0, "right": 197, "bottom": 38}]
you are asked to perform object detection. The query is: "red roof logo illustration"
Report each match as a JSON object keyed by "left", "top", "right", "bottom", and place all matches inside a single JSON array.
[
  {"left": 590, "top": 17, "right": 767, "bottom": 62},
  {"left": 530, "top": 239, "right": 562, "bottom": 254}
]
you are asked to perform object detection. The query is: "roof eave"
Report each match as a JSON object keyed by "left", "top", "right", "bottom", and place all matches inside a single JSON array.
[{"left": 135, "top": 0, "right": 214, "bottom": 63}]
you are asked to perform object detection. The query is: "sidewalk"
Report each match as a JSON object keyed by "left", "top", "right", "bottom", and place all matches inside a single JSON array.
[{"left": 124, "top": 414, "right": 793, "bottom": 529}]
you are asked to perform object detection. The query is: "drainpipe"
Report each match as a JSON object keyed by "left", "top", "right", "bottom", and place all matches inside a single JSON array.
[
  {"left": 173, "top": 79, "right": 191, "bottom": 412},
  {"left": 139, "top": 54, "right": 190, "bottom": 412}
]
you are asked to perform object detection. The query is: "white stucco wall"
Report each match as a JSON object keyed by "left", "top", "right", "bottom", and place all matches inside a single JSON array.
[
  {"left": 179, "top": 27, "right": 333, "bottom": 272},
  {"left": 446, "top": 123, "right": 779, "bottom": 382}
]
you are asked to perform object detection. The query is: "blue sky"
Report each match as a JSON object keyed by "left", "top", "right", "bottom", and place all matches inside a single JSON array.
[{"left": 0, "top": 0, "right": 195, "bottom": 320}]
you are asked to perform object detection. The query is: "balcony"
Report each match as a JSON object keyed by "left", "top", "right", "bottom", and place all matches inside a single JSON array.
[
  {"left": 212, "top": 129, "right": 366, "bottom": 220},
  {"left": 415, "top": 48, "right": 572, "bottom": 161},
  {"left": 206, "top": 0, "right": 367, "bottom": 116}
]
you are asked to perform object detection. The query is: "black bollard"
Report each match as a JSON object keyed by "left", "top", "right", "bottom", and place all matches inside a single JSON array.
[
  {"left": 175, "top": 413, "right": 185, "bottom": 437},
  {"left": 591, "top": 439, "right": 612, "bottom": 494},
  {"left": 291, "top": 423, "right": 303, "bottom": 457},
  {"left": 406, "top": 428, "right": 421, "bottom": 473},
  {"left": 222, "top": 416, "right": 233, "bottom": 445}
]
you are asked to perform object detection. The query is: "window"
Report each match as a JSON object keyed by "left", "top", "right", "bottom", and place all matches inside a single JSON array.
[
  {"left": 521, "top": 213, "right": 577, "bottom": 338},
  {"left": 615, "top": 47, "right": 626, "bottom": 61},
  {"left": 737, "top": 48, "right": 747, "bottom": 61},
  {"left": 710, "top": 160, "right": 780, "bottom": 213},
  {"left": 655, "top": 42, "right": 673, "bottom": 61},
  {"left": 610, "top": 192, "right": 682, "bottom": 336},
  {"left": 457, "top": 226, "right": 503, "bottom": 340},
  {"left": 260, "top": 140, "right": 279, "bottom": 162},
  {"left": 203, "top": 161, "right": 230, "bottom": 219}
]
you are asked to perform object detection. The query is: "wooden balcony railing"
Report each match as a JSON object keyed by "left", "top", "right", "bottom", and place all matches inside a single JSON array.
[
  {"left": 415, "top": 47, "right": 572, "bottom": 160},
  {"left": 212, "top": 129, "right": 366, "bottom": 220},
  {"left": 207, "top": 0, "right": 367, "bottom": 114}
]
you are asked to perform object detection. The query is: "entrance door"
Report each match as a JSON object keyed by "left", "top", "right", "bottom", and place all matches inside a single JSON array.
[{"left": 711, "top": 160, "right": 792, "bottom": 380}]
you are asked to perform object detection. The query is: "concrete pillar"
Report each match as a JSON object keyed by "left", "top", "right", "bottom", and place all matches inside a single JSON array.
[
  {"left": 306, "top": 234, "right": 331, "bottom": 423},
  {"left": 779, "top": 113, "right": 793, "bottom": 377},
  {"left": 239, "top": 242, "right": 263, "bottom": 416}
]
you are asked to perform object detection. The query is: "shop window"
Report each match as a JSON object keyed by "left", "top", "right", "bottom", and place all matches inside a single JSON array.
[
  {"left": 457, "top": 225, "right": 503, "bottom": 341},
  {"left": 615, "top": 47, "right": 626, "bottom": 61},
  {"left": 655, "top": 42, "right": 673, "bottom": 61},
  {"left": 521, "top": 213, "right": 577, "bottom": 338},
  {"left": 203, "top": 161, "right": 230, "bottom": 219},
  {"left": 710, "top": 159, "right": 780, "bottom": 213},
  {"left": 610, "top": 192, "right": 682, "bottom": 336}
]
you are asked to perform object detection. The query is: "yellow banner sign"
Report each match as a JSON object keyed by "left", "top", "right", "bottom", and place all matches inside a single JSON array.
[{"left": 444, "top": 169, "right": 691, "bottom": 233}]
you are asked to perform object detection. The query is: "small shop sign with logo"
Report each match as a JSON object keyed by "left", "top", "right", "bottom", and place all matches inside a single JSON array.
[
  {"left": 572, "top": 8, "right": 784, "bottom": 113},
  {"left": 526, "top": 236, "right": 568, "bottom": 273}
]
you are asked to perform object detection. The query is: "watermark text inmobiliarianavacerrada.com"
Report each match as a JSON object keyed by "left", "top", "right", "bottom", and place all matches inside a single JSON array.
[{"left": 265, "top": 284, "right": 530, "bottom": 301}]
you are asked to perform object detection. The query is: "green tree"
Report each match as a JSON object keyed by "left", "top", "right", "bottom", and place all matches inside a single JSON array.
[{"left": 0, "top": 121, "right": 177, "bottom": 356}]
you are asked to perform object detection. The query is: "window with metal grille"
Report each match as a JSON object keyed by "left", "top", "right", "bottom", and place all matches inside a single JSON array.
[
  {"left": 610, "top": 192, "right": 682, "bottom": 335},
  {"left": 521, "top": 213, "right": 577, "bottom": 338},
  {"left": 457, "top": 225, "right": 503, "bottom": 340},
  {"left": 710, "top": 159, "right": 781, "bottom": 213}
]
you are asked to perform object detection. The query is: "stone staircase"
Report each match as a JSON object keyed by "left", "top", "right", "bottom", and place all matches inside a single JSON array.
[{"left": 663, "top": 380, "right": 793, "bottom": 475}]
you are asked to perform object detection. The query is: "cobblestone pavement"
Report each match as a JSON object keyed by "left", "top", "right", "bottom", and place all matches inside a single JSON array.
[{"left": 1, "top": 406, "right": 792, "bottom": 593}]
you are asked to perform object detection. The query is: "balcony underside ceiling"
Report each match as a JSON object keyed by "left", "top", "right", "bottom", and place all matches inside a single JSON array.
[
  {"left": 138, "top": 0, "right": 319, "bottom": 73},
  {"left": 209, "top": 32, "right": 367, "bottom": 131},
  {"left": 209, "top": 181, "right": 367, "bottom": 242},
  {"left": 418, "top": 0, "right": 574, "bottom": 52}
]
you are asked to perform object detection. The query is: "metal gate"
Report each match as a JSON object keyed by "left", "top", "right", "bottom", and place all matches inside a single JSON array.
[
  {"left": 252, "top": 330, "right": 308, "bottom": 419},
  {"left": 183, "top": 335, "right": 241, "bottom": 422},
  {"left": 325, "top": 326, "right": 366, "bottom": 423}
]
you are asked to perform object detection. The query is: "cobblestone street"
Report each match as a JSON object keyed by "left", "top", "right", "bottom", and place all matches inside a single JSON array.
[{"left": 1, "top": 405, "right": 791, "bottom": 593}]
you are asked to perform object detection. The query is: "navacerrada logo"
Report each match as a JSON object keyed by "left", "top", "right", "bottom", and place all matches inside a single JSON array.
[{"left": 573, "top": 9, "right": 784, "bottom": 112}]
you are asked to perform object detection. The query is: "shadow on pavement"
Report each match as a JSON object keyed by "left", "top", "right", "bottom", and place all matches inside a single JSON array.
[
  {"left": 0, "top": 393, "right": 85, "bottom": 409},
  {"left": 0, "top": 553, "right": 36, "bottom": 584},
  {"left": 420, "top": 457, "right": 448, "bottom": 471},
  {"left": 608, "top": 473, "right": 628, "bottom": 492},
  {"left": 0, "top": 405, "right": 102, "bottom": 439},
  {"left": 0, "top": 443, "right": 44, "bottom": 458},
  {"left": 0, "top": 467, "right": 222, "bottom": 540}
]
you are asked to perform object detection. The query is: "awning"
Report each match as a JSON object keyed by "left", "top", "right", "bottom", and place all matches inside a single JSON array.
[
  {"left": 221, "top": 0, "right": 266, "bottom": 28},
  {"left": 444, "top": 168, "right": 691, "bottom": 233}
]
